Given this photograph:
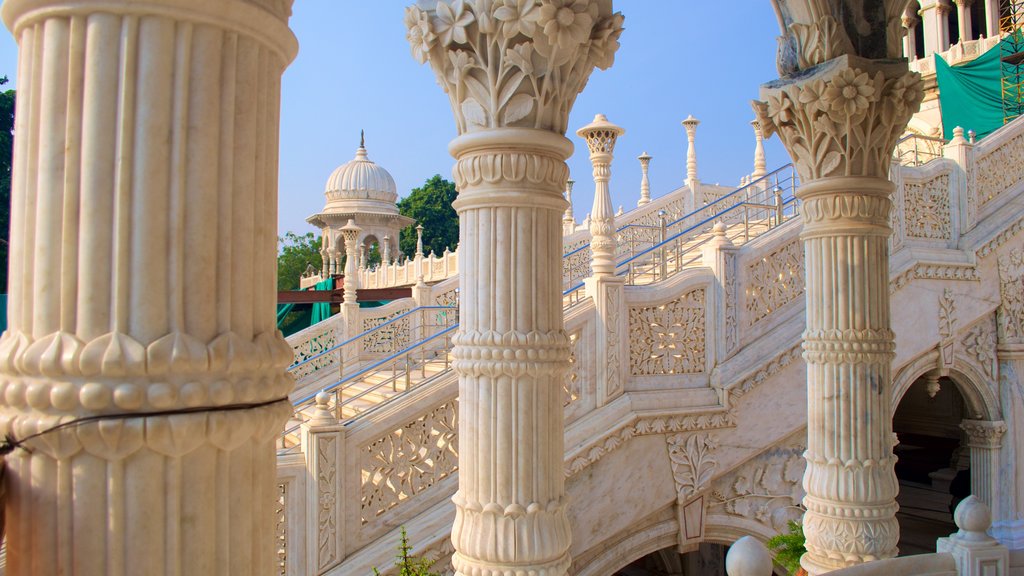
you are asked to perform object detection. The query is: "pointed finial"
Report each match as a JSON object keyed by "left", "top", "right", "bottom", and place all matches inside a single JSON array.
[{"left": 360, "top": 129, "right": 365, "bottom": 148}]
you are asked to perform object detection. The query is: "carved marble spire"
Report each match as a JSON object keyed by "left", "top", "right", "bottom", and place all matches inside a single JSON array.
[
  {"left": 682, "top": 115, "right": 700, "bottom": 186},
  {"left": 751, "top": 120, "right": 767, "bottom": 179},
  {"left": 637, "top": 151, "right": 652, "bottom": 206},
  {"left": 564, "top": 178, "right": 577, "bottom": 235},
  {"left": 0, "top": 0, "right": 298, "bottom": 573},
  {"left": 406, "top": 2, "right": 623, "bottom": 575},
  {"left": 754, "top": 53, "right": 924, "bottom": 575},
  {"left": 579, "top": 113, "right": 625, "bottom": 276}
]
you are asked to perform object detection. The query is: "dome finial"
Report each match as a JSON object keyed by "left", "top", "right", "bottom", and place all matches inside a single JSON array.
[{"left": 360, "top": 129, "right": 365, "bottom": 149}]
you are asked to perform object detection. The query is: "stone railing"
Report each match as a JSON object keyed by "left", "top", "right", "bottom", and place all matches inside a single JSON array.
[
  {"left": 724, "top": 497, "right": 1006, "bottom": 576},
  {"left": 276, "top": 117, "right": 1024, "bottom": 575},
  {"left": 358, "top": 249, "right": 459, "bottom": 289},
  {"left": 908, "top": 35, "right": 1002, "bottom": 78}
]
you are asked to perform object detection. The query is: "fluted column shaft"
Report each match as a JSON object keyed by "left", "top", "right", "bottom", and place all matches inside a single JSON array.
[
  {"left": 955, "top": 0, "right": 974, "bottom": 42},
  {"left": 756, "top": 54, "right": 923, "bottom": 575},
  {"left": 0, "top": 0, "right": 297, "bottom": 574},
  {"left": 449, "top": 129, "right": 573, "bottom": 575}
]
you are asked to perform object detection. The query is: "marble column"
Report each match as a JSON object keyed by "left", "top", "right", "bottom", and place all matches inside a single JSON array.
[
  {"left": 564, "top": 179, "right": 577, "bottom": 235},
  {"left": 341, "top": 220, "right": 362, "bottom": 367},
  {"left": 955, "top": 0, "right": 974, "bottom": 42},
  {"left": 985, "top": 0, "right": 1000, "bottom": 39},
  {"left": 903, "top": 7, "right": 921, "bottom": 61},
  {"left": 993, "top": 248, "right": 1024, "bottom": 549},
  {"left": 682, "top": 114, "right": 700, "bottom": 188},
  {"left": 756, "top": 54, "right": 924, "bottom": 575},
  {"left": 920, "top": 0, "right": 948, "bottom": 56},
  {"left": 405, "top": 2, "right": 623, "bottom": 574},
  {"left": 750, "top": 120, "right": 767, "bottom": 180},
  {"left": 960, "top": 419, "right": 1006, "bottom": 512},
  {"left": 0, "top": 0, "right": 297, "bottom": 573},
  {"left": 937, "top": 0, "right": 954, "bottom": 50},
  {"left": 580, "top": 115, "right": 627, "bottom": 407},
  {"left": 638, "top": 151, "right": 652, "bottom": 206}
]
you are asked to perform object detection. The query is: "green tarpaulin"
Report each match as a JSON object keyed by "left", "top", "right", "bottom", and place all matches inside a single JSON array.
[
  {"left": 310, "top": 277, "right": 333, "bottom": 324},
  {"left": 276, "top": 277, "right": 334, "bottom": 336},
  {"left": 936, "top": 35, "right": 1017, "bottom": 141}
]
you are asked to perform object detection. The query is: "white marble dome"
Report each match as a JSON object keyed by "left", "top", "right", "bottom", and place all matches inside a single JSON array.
[{"left": 323, "top": 141, "right": 399, "bottom": 211}]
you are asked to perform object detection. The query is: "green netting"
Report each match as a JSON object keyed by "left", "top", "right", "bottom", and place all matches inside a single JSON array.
[
  {"left": 311, "top": 277, "right": 334, "bottom": 324},
  {"left": 935, "top": 35, "right": 1014, "bottom": 141}
]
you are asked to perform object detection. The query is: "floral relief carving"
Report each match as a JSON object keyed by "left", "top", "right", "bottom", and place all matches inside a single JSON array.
[
  {"left": 939, "top": 288, "right": 956, "bottom": 340},
  {"left": 361, "top": 400, "right": 459, "bottom": 524},
  {"left": 563, "top": 245, "right": 592, "bottom": 287},
  {"left": 904, "top": 174, "right": 951, "bottom": 240},
  {"left": 709, "top": 438, "right": 806, "bottom": 532},
  {"left": 962, "top": 315, "right": 997, "bottom": 380},
  {"left": 724, "top": 252, "right": 739, "bottom": 353},
  {"left": 746, "top": 240, "right": 805, "bottom": 326},
  {"left": 405, "top": 0, "right": 624, "bottom": 134},
  {"left": 435, "top": 287, "right": 460, "bottom": 308},
  {"left": 276, "top": 482, "right": 288, "bottom": 576},
  {"left": 998, "top": 248, "right": 1024, "bottom": 344},
  {"left": 667, "top": 432, "right": 718, "bottom": 501},
  {"left": 629, "top": 289, "right": 706, "bottom": 375},
  {"left": 564, "top": 330, "right": 581, "bottom": 407},
  {"left": 605, "top": 283, "right": 623, "bottom": 397},
  {"left": 754, "top": 64, "right": 923, "bottom": 182},
  {"left": 976, "top": 132, "right": 1024, "bottom": 209},
  {"left": 316, "top": 435, "right": 338, "bottom": 570}
]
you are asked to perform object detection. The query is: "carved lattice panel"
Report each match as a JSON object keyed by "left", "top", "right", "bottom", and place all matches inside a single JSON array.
[
  {"left": 362, "top": 310, "right": 412, "bottom": 354},
  {"left": 745, "top": 240, "right": 804, "bottom": 326},
  {"left": 904, "top": 174, "right": 951, "bottom": 240},
  {"left": 360, "top": 400, "right": 459, "bottom": 524},
  {"left": 629, "top": 288, "right": 706, "bottom": 375},
  {"left": 977, "top": 132, "right": 1024, "bottom": 209}
]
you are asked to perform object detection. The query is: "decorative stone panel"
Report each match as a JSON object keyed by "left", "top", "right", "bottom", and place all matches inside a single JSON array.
[
  {"left": 629, "top": 288, "right": 706, "bottom": 375},
  {"left": 745, "top": 240, "right": 805, "bottom": 326},
  {"left": 360, "top": 400, "right": 459, "bottom": 524},
  {"left": 709, "top": 435, "right": 806, "bottom": 532},
  {"left": 904, "top": 174, "right": 951, "bottom": 239},
  {"left": 977, "top": 133, "right": 1024, "bottom": 209}
]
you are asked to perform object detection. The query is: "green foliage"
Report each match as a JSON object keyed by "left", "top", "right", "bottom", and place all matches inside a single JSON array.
[
  {"left": 277, "top": 231, "right": 322, "bottom": 291},
  {"left": 397, "top": 175, "right": 458, "bottom": 257},
  {"left": 0, "top": 76, "right": 14, "bottom": 293},
  {"left": 371, "top": 527, "right": 439, "bottom": 576},
  {"left": 766, "top": 520, "right": 806, "bottom": 575}
]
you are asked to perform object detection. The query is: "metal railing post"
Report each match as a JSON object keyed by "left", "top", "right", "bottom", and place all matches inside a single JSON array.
[{"left": 659, "top": 210, "right": 667, "bottom": 280}]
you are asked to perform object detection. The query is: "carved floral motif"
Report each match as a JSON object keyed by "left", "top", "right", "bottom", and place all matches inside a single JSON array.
[
  {"left": 317, "top": 435, "right": 338, "bottom": 570},
  {"left": 276, "top": 482, "right": 288, "bottom": 576},
  {"left": 361, "top": 400, "right": 459, "bottom": 523},
  {"left": 629, "top": 289, "right": 706, "bottom": 375},
  {"left": 564, "top": 331, "right": 581, "bottom": 407},
  {"left": 362, "top": 310, "right": 413, "bottom": 354},
  {"left": 745, "top": 240, "right": 805, "bottom": 326},
  {"left": 754, "top": 64, "right": 923, "bottom": 182},
  {"left": 998, "top": 248, "right": 1024, "bottom": 344},
  {"left": 709, "top": 438, "right": 805, "bottom": 531},
  {"left": 667, "top": 432, "right": 718, "bottom": 500},
  {"left": 962, "top": 315, "right": 997, "bottom": 380},
  {"left": 405, "top": 0, "right": 624, "bottom": 134},
  {"left": 976, "top": 132, "right": 1024, "bottom": 210},
  {"left": 904, "top": 174, "right": 951, "bottom": 240}
]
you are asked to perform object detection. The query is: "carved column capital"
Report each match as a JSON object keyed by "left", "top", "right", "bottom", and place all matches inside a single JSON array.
[
  {"left": 753, "top": 55, "right": 923, "bottom": 183},
  {"left": 405, "top": 0, "right": 623, "bottom": 135},
  {"left": 961, "top": 419, "right": 1007, "bottom": 449}
]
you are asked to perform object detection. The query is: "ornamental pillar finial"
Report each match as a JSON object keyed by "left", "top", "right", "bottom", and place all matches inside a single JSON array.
[{"left": 578, "top": 113, "right": 625, "bottom": 277}]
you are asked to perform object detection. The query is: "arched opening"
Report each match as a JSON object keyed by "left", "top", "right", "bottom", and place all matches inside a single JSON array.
[
  {"left": 612, "top": 543, "right": 768, "bottom": 576},
  {"left": 948, "top": 6, "right": 962, "bottom": 46},
  {"left": 362, "top": 234, "right": 382, "bottom": 267},
  {"left": 969, "top": 0, "right": 984, "bottom": 40},
  {"left": 892, "top": 373, "right": 965, "bottom": 555},
  {"left": 914, "top": 15, "right": 926, "bottom": 58}
]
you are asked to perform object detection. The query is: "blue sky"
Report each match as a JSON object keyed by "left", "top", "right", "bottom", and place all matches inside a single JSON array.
[{"left": 0, "top": 2, "right": 792, "bottom": 237}]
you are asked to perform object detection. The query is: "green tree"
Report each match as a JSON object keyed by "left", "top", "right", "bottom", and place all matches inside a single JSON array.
[
  {"left": 277, "top": 231, "right": 322, "bottom": 291},
  {"left": 371, "top": 527, "right": 439, "bottom": 576},
  {"left": 0, "top": 77, "right": 15, "bottom": 293},
  {"left": 397, "top": 175, "right": 459, "bottom": 257}
]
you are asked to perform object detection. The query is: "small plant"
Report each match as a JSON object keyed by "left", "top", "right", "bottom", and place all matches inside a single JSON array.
[
  {"left": 766, "top": 520, "right": 807, "bottom": 576},
  {"left": 372, "top": 527, "right": 440, "bottom": 576}
]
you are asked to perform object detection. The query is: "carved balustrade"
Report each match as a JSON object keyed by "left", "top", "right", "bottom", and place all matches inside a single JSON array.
[{"left": 273, "top": 115, "right": 1024, "bottom": 576}]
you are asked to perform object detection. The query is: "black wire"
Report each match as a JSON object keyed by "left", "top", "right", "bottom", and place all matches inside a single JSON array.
[{"left": 0, "top": 396, "right": 291, "bottom": 456}]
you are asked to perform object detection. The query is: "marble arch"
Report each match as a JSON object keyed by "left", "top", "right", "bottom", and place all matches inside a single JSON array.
[{"left": 892, "top": 349, "right": 1002, "bottom": 422}]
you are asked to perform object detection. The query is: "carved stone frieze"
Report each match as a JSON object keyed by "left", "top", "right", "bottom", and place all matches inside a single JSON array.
[
  {"left": 667, "top": 432, "right": 718, "bottom": 501},
  {"left": 709, "top": 434, "right": 806, "bottom": 532},
  {"left": 998, "top": 248, "right": 1024, "bottom": 345},
  {"left": 605, "top": 283, "right": 624, "bottom": 397},
  {"left": 889, "top": 263, "right": 980, "bottom": 293},
  {"left": 629, "top": 289, "right": 706, "bottom": 375},
  {"left": 977, "top": 218, "right": 1024, "bottom": 259},
  {"left": 754, "top": 59, "right": 923, "bottom": 182},
  {"left": 564, "top": 410, "right": 736, "bottom": 477},
  {"left": 317, "top": 435, "right": 339, "bottom": 570},
  {"left": 276, "top": 482, "right": 288, "bottom": 576},
  {"left": 745, "top": 239, "right": 805, "bottom": 326},
  {"left": 724, "top": 252, "right": 739, "bottom": 353},
  {"left": 976, "top": 132, "right": 1024, "bottom": 209},
  {"left": 406, "top": 0, "right": 624, "bottom": 135},
  {"left": 360, "top": 400, "right": 459, "bottom": 524},
  {"left": 728, "top": 345, "right": 804, "bottom": 401}
]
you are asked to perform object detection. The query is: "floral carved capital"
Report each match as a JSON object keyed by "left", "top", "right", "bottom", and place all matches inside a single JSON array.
[
  {"left": 753, "top": 57, "right": 923, "bottom": 183},
  {"left": 405, "top": 0, "right": 623, "bottom": 134}
]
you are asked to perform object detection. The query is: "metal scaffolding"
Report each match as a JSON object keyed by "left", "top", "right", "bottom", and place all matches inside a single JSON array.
[{"left": 1001, "top": 0, "right": 1024, "bottom": 123}]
